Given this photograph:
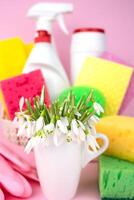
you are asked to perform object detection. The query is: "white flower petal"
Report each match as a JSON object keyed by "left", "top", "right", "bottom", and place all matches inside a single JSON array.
[
  {"left": 71, "top": 119, "right": 79, "bottom": 136},
  {"left": 40, "top": 85, "right": 45, "bottom": 106},
  {"left": 25, "top": 138, "right": 34, "bottom": 153},
  {"left": 17, "top": 122, "right": 27, "bottom": 136},
  {"left": 93, "top": 102, "right": 104, "bottom": 115},
  {"left": 27, "top": 121, "right": 36, "bottom": 138},
  {"left": 75, "top": 112, "right": 81, "bottom": 117},
  {"left": 77, "top": 120, "right": 85, "bottom": 130},
  {"left": 18, "top": 117, "right": 25, "bottom": 126},
  {"left": 90, "top": 115, "right": 100, "bottom": 123},
  {"left": 57, "top": 120, "right": 68, "bottom": 134},
  {"left": 23, "top": 114, "right": 30, "bottom": 121},
  {"left": 19, "top": 97, "right": 25, "bottom": 111},
  {"left": 44, "top": 123, "right": 54, "bottom": 132},
  {"left": 61, "top": 117, "right": 69, "bottom": 126},
  {"left": 35, "top": 116, "right": 44, "bottom": 132}
]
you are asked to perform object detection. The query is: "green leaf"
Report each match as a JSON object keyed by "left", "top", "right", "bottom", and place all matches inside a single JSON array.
[
  {"left": 77, "top": 95, "right": 85, "bottom": 110},
  {"left": 86, "top": 89, "right": 94, "bottom": 104},
  {"left": 25, "top": 99, "right": 34, "bottom": 115},
  {"left": 34, "top": 98, "right": 41, "bottom": 115}
]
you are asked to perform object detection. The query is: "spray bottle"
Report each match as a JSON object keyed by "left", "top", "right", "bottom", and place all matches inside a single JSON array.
[{"left": 23, "top": 3, "right": 73, "bottom": 100}]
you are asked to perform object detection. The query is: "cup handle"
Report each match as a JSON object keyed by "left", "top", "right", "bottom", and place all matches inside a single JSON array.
[{"left": 82, "top": 133, "right": 109, "bottom": 168}]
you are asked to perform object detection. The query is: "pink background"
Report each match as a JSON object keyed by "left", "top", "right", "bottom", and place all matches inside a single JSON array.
[{"left": 0, "top": 0, "right": 134, "bottom": 74}]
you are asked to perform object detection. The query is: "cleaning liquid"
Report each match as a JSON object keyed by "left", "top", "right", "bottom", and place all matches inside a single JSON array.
[{"left": 23, "top": 3, "right": 73, "bottom": 100}]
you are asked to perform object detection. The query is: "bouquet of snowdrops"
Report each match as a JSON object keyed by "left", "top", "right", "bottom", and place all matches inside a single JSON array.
[{"left": 14, "top": 86, "right": 104, "bottom": 153}]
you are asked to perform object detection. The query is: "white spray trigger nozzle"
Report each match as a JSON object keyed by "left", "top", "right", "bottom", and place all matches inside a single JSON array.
[
  {"left": 57, "top": 14, "right": 69, "bottom": 34},
  {"left": 27, "top": 3, "right": 73, "bottom": 34}
]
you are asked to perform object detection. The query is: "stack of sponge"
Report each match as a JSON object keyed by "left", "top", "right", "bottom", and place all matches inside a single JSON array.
[
  {"left": 96, "top": 115, "right": 134, "bottom": 199},
  {"left": 0, "top": 37, "right": 51, "bottom": 120},
  {"left": 0, "top": 38, "right": 49, "bottom": 146}
]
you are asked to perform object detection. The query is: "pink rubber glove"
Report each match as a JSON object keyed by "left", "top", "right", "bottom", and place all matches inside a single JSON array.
[
  {"left": 0, "top": 103, "right": 38, "bottom": 198},
  {"left": 0, "top": 118, "right": 38, "bottom": 181},
  {"left": 0, "top": 189, "right": 5, "bottom": 200},
  {"left": 0, "top": 155, "right": 32, "bottom": 198}
]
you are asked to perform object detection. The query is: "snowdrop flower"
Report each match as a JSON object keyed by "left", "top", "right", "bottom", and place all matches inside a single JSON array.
[
  {"left": 15, "top": 97, "right": 30, "bottom": 121},
  {"left": 71, "top": 120, "right": 86, "bottom": 142},
  {"left": 13, "top": 114, "right": 25, "bottom": 126},
  {"left": 89, "top": 115, "right": 100, "bottom": 124},
  {"left": 43, "top": 123, "right": 54, "bottom": 133},
  {"left": 13, "top": 117, "right": 23, "bottom": 132},
  {"left": 17, "top": 120, "right": 35, "bottom": 138},
  {"left": 17, "top": 121, "right": 28, "bottom": 136},
  {"left": 61, "top": 117, "right": 69, "bottom": 127},
  {"left": 25, "top": 136, "right": 44, "bottom": 153},
  {"left": 75, "top": 112, "right": 81, "bottom": 117},
  {"left": 15, "top": 86, "right": 103, "bottom": 151},
  {"left": 19, "top": 96, "right": 25, "bottom": 111},
  {"left": 77, "top": 120, "right": 85, "bottom": 130},
  {"left": 26, "top": 121, "right": 36, "bottom": 138},
  {"left": 71, "top": 119, "right": 79, "bottom": 136},
  {"left": 25, "top": 138, "right": 35, "bottom": 153},
  {"left": 93, "top": 102, "right": 104, "bottom": 115},
  {"left": 35, "top": 116, "right": 44, "bottom": 132},
  {"left": 56, "top": 117, "right": 68, "bottom": 134}
]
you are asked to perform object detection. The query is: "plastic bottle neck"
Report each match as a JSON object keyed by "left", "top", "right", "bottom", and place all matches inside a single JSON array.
[{"left": 34, "top": 30, "right": 51, "bottom": 43}]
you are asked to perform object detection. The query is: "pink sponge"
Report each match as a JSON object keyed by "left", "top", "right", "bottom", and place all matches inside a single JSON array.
[
  {"left": 0, "top": 70, "right": 50, "bottom": 119},
  {"left": 121, "top": 98, "right": 134, "bottom": 117},
  {"left": 119, "top": 72, "right": 134, "bottom": 114}
]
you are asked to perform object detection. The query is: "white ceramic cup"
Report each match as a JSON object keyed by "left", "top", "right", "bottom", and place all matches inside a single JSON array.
[
  {"left": 71, "top": 28, "right": 106, "bottom": 83},
  {"left": 34, "top": 132, "right": 109, "bottom": 200}
]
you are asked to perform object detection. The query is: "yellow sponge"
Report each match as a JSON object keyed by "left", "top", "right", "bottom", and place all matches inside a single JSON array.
[
  {"left": 0, "top": 37, "right": 27, "bottom": 80},
  {"left": 96, "top": 115, "right": 134, "bottom": 163},
  {"left": 25, "top": 43, "right": 33, "bottom": 57},
  {"left": 75, "top": 57, "right": 133, "bottom": 115}
]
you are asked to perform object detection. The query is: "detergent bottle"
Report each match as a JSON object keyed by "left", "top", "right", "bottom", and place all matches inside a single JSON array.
[
  {"left": 71, "top": 28, "right": 106, "bottom": 83},
  {"left": 23, "top": 3, "right": 73, "bottom": 100}
]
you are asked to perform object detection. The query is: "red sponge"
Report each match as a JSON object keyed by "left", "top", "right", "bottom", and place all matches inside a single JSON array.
[{"left": 0, "top": 70, "right": 50, "bottom": 119}]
